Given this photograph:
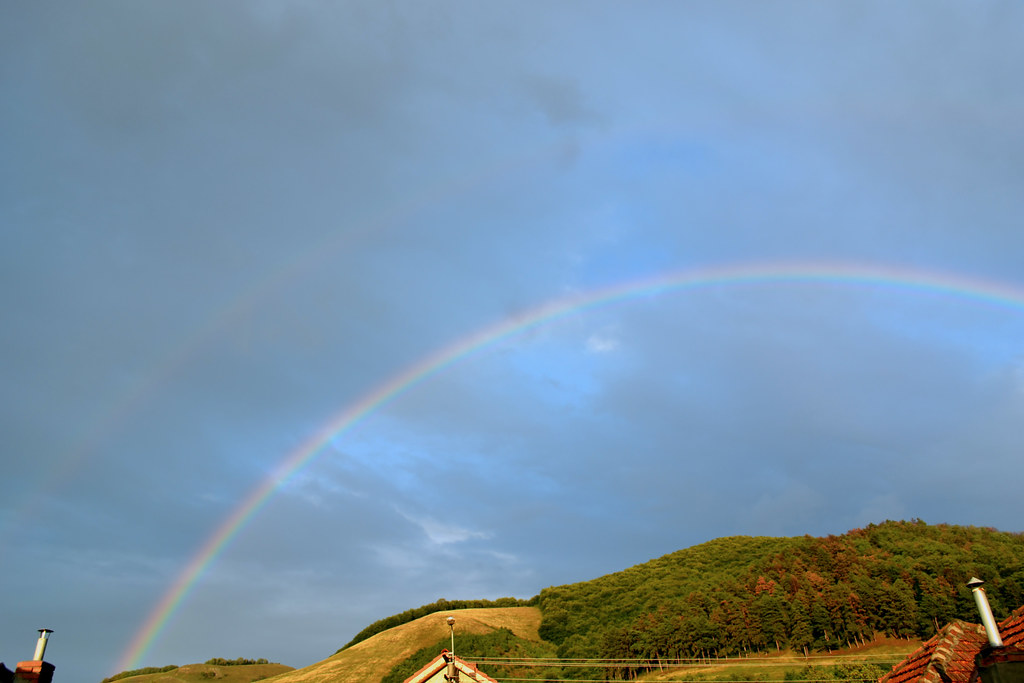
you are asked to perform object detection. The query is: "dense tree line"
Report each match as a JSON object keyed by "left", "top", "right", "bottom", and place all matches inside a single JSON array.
[
  {"left": 202, "top": 657, "right": 270, "bottom": 666},
  {"left": 337, "top": 596, "right": 536, "bottom": 652},
  {"left": 537, "top": 521, "right": 1024, "bottom": 680}
]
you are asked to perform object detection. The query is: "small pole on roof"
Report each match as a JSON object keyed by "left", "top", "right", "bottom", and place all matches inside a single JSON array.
[
  {"left": 967, "top": 577, "right": 1004, "bottom": 648},
  {"left": 445, "top": 617, "right": 459, "bottom": 682}
]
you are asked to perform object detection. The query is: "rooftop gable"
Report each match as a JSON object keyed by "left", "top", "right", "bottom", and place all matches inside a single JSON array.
[{"left": 403, "top": 651, "right": 498, "bottom": 683}]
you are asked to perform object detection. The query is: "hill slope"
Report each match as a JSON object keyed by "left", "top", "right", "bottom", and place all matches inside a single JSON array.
[
  {"left": 101, "top": 662, "right": 293, "bottom": 683},
  {"left": 263, "top": 607, "right": 543, "bottom": 683}
]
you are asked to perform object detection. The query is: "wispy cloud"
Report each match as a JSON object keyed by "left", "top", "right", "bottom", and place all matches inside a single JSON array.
[
  {"left": 398, "top": 509, "right": 493, "bottom": 547},
  {"left": 586, "top": 332, "right": 620, "bottom": 354}
]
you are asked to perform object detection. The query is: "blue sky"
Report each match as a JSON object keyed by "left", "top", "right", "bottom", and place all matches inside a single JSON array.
[{"left": 3, "top": 2, "right": 1024, "bottom": 682}]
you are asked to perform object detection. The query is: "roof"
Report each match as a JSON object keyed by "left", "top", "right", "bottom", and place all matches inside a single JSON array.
[
  {"left": 403, "top": 650, "right": 498, "bottom": 683},
  {"left": 999, "top": 606, "right": 1024, "bottom": 647},
  {"left": 880, "top": 607, "right": 1024, "bottom": 683},
  {"left": 879, "top": 620, "right": 988, "bottom": 683}
]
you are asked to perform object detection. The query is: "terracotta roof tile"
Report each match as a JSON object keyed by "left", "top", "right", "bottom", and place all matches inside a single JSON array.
[
  {"left": 879, "top": 605, "right": 1024, "bottom": 683},
  {"left": 880, "top": 621, "right": 988, "bottom": 683},
  {"left": 998, "top": 606, "right": 1024, "bottom": 647}
]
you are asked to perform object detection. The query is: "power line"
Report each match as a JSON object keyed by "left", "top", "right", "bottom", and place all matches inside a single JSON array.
[
  {"left": 490, "top": 678, "right": 885, "bottom": 683},
  {"left": 471, "top": 655, "right": 904, "bottom": 666}
]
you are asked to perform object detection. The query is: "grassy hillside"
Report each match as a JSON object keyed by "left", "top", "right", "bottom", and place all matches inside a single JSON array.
[
  {"left": 101, "top": 662, "right": 293, "bottom": 683},
  {"left": 338, "top": 597, "right": 535, "bottom": 652},
  {"left": 262, "top": 607, "right": 544, "bottom": 683},
  {"left": 641, "top": 638, "right": 915, "bottom": 683}
]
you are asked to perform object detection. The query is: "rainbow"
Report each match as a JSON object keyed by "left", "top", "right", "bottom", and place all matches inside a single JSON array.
[{"left": 116, "top": 260, "right": 1024, "bottom": 672}]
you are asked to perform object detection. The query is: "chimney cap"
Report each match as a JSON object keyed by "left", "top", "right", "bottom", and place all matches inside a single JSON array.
[
  {"left": 968, "top": 577, "right": 986, "bottom": 589},
  {"left": 37, "top": 629, "right": 53, "bottom": 635}
]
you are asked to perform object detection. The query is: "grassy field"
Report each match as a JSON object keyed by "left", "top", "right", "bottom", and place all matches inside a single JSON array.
[
  {"left": 261, "top": 606, "right": 544, "bottom": 683},
  {"left": 105, "top": 662, "right": 294, "bottom": 683},
  {"left": 641, "top": 638, "right": 920, "bottom": 682}
]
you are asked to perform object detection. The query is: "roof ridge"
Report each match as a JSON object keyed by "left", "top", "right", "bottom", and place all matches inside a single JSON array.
[{"left": 403, "top": 650, "right": 498, "bottom": 683}]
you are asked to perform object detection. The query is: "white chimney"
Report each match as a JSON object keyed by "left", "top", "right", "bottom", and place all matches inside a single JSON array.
[
  {"left": 33, "top": 630, "right": 53, "bottom": 661},
  {"left": 967, "top": 578, "right": 1004, "bottom": 648}
]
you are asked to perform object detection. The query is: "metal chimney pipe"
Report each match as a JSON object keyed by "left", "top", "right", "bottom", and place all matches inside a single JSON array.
[
  {"left": 33, "top": 630, "right": 53, "bottom": 661},
  {"left": 967, "top": 578, "right": 1004, "bottom": 648}
]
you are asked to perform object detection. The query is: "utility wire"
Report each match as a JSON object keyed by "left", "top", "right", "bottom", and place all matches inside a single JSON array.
[
  {"left": 472, "top": 655, "right": 904, "bottom": 666},
  {"left": 490, "top": 678, "right": 886, "bottom": 683},
  {"left": 474, "top": 662, "right": 902, "bottom": 669}
]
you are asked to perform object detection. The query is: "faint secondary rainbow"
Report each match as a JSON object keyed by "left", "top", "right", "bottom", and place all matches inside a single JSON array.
[
  {"left": 0, "top": 136, "right": 574, "bottom": 552},
  {"left": 117, "top": 260, "right": 1024, "bottom": 672}
]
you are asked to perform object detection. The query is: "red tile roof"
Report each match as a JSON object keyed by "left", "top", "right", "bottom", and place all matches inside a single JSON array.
[
  {"left": 999, "top": 606, "right": 1024, "bottom": 647},
  {"left": 880, "top": 607, "right": 1024, "bottom": 683},
  {"left": 880, "top": 621, "right": 988, "bottom": 683}
]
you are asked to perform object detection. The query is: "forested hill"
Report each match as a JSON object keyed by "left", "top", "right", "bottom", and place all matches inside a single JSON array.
[
  {"left": 340, "top": 521, "right": 1024, "bottom": 666},
  {"left": 102, "top": 524, "right": 1024, "bottom": 683},
  {"left": 537, "top": 521, "right": 1024, "bottom": 664}
]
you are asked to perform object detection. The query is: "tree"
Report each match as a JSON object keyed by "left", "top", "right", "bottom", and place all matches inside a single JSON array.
[
  {"left": 790, "top": 616, "right": 813, "bottom": 656},
  {"left": 755, "top": 593, "right": 788, "bottom": 652}
]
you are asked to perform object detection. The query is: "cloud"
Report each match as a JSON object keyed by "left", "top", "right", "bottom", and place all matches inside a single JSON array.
[
  {"left": 397, "top": 510, "right": 493, "bottom": 547},
  {"left": 586, "top": 332, "right": 621, "bottom": 354}
]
